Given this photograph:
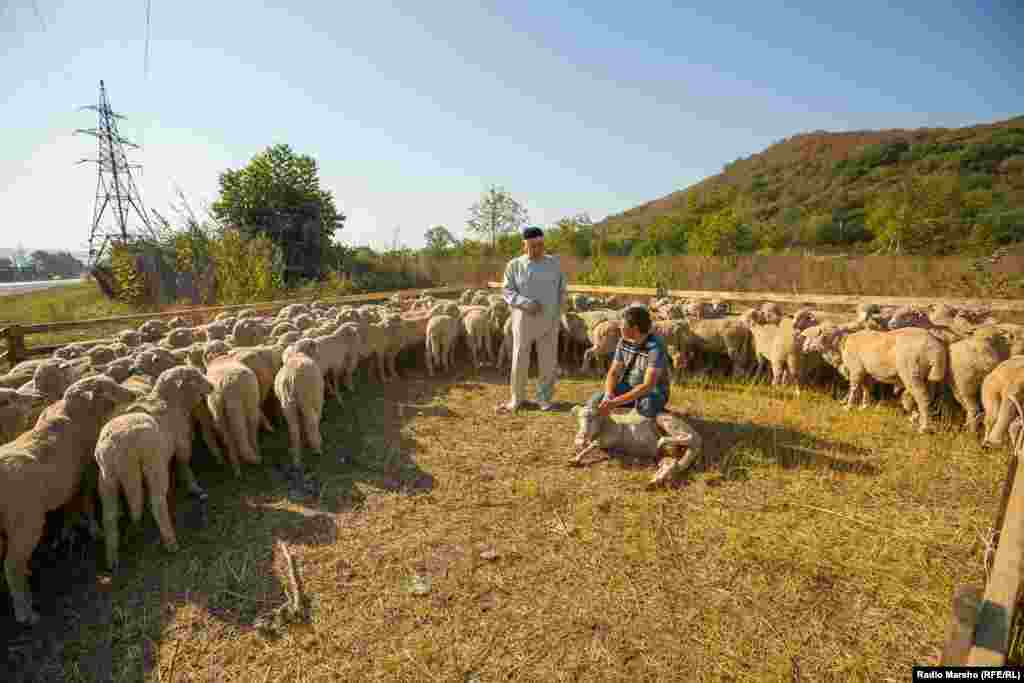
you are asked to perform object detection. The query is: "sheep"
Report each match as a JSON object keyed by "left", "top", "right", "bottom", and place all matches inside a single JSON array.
[
  {"left": 274, "top": 339, "right": 326, "bottom": 472},
  {"left": 0, "top": 375, "right": 136, "bottom": 624},
  {"left": 167, "top": 316, "right": 188, "bottom": 330},
  {"left": 314, "top": 325, "right": 362, "bottom": 398},
  {"left": 205, "top": 356, "right": 263, "bottom": 475},
  {"left": 680, "top": 317, "right": 755, "bottom": 378},
  {"left": 363, "top": 316, "right": 406, "bottom": 382},
  {"left": 982, "top": 357, "right": 1024, "bottom": 448},
  {"left": 740, "top": 309, "right": 780, "bottom": 381},
  {"left": 230, "top": 318, "right": 267, "bottom": 348},
  {"left": 0, "top": 389, "right": 44, "bottom": 444},
  {"left": 582, "top": 319, "right": 622, "bottom": 374},
  {"left": 887, "top": 306, "right": 962, "bottom": 344},
  {"left": 203, "top": 321, "right": 229, "bottom": 341},
  {"left": 138, "top": 319, "right": 169, "bottom": 343},
  {"left": 116, "top": 329, "right": 143, "bottom": 348},
  {"left": 945, "top": 326, "right": 1012, "bottom": 433},
  {"left": 97, "top": 357, "right": 136, "bottom": 383},
  {"left": 275, "top": 330, "right": 302, "bottom": 349},
  {"left": 160, "top": 328, "right": 195, "bottom": 349},
  {"left": 0, "top": 360, "right": 47, "bottom": 390},
  {"left": 425, "top": 314, "right": 461, "bottom": 376},
  {"left": 134, "top": 348, "right": 180, "bottom": 380},
  {"left": 801, "top": 324, "right": 948, "bottom": 433},
  {"left": 459, "top": 290, "right": 476, "bottom": 305},
  {"left": 462, "top": 308, "right": 493, "bottom": 368},
  {"left": 569, "top": 405, "right": 701, "bottom": 489},
  {"left": 93, "top": 366, "right": 215, "bottom": 571},
  {"left": 560, "top": 312, "right": 590, "bottom": 369},
  {"left": 271, "top": 322, "right": 299, "bottom": 338},
  {"left": 276, "top": 303, "right": 310, "bottom": 321},
  {"left": 86, "top": 345, "right": 118, "bottom": 367},
  {"left": 228, "top": 346, "right": 284, "bottom": 430},
  {"left": 293, "top": 314, "right": 317, "bottom": 331}
]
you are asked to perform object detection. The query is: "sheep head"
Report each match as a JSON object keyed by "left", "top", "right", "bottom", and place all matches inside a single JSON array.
[{"left": 154, "top": 365, "right": 214, "bottom": 406}]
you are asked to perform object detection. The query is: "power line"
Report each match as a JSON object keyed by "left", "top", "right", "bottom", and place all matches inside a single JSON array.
[
  {"left": 143, "top": 0, "right": 152, "bottom": 80},
  {"left": 30, "top": 0, "right": 46, "bottom": 31}
]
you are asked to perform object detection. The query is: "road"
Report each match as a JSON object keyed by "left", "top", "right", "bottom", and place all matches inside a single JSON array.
[{"left": 0, "top": 278, "right": 83, "bottom": 297}]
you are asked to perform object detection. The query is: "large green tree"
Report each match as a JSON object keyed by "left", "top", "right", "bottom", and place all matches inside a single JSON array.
[
  {"left": 466, "top": 185, "right": 529, "bottom": 251},
  {"left": 211, "top": 144, "right": 345, "bottom": 280}
]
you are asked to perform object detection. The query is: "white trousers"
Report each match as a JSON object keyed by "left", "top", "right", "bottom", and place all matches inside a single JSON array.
[{"left": 510, "top": 321, "right": 559, "bottom": 405}]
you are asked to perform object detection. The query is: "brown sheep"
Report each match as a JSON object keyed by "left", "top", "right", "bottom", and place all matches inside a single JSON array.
[
  {"left": 982, "top": 357, "right": 1024, "bottom": 448},
  {"left": 0, "top": 376, "right": 136, "bottom": 623}
]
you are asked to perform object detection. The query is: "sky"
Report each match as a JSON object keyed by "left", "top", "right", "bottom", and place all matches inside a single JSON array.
[{"left": 1, "top": 1, "right": 1022, "bottom": 254}]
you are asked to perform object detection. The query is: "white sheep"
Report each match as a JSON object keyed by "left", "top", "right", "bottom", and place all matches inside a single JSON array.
[
  {"left": 425, "top": 314, "right": 461, "bottom": 375},
  {"left": 275, "top": 339, "right": 326, "bottom": 471},
  {"left": 205, "top": 356, "right": 263, "bottom": 475},
  {"left": 93, "top": 366, "right": 215, "bottom": 571},
  {"left": 462, "top": 308, "right": 493, "bottom": 368},
  {"left": 0, "top": 376, "right": 136, "bottom": 623}
]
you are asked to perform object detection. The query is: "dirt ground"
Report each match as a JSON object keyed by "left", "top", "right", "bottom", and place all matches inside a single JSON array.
[{"left": 0, "top": 362, "right": 1006, "bottom": 682}]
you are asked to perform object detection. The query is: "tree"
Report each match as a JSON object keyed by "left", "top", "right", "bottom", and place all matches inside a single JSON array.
[
  {"left": 554, "top": 212, "right": 594, "bottom": 258},
  {"left": 687, "top": 207, "right": 757, "bottom": 256},
  {"left": 466, "top": 185, "right": 529, "bottom": 251},
  {"left": 29, "top": 251, "right": 85, "bottom": 279},
  {"left": 211, "top": 144, "right": 345, "bottom": 282},
  {"left": 424, "top": 225, "right": 458, "bottom": 257}
]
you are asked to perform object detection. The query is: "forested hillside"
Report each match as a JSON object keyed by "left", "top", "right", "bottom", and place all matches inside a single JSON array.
[{"left": 595, "top": 115, "right": 1024, "bottom": 256}]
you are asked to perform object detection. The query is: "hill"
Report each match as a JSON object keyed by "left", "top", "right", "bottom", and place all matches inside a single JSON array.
[{"left": 594, "top": 115, "right": 1024, "bottom": 255}]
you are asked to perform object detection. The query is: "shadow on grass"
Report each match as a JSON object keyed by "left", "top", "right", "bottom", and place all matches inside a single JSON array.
[{"left": 1, "top": 361, "right": 448, "bottom": 682}]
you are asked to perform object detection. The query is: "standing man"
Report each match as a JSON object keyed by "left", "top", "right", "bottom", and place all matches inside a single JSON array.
[{"left": 498, "top": 226, "right": 566, "bottom": 413}]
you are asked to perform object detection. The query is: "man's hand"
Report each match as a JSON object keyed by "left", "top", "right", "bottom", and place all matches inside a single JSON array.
[
  {"left": 523, "top": 300, "right": 542, "bottom": 316},
  {"left": 597, "top": 397, "right": 615, "bottom": 417}
]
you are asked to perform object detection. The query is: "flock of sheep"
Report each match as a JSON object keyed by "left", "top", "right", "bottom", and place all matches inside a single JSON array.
[{"left": 1, "top": 287, "right": 1023, "bottom": 628}]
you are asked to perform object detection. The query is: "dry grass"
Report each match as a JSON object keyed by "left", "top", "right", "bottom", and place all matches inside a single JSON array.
[
  {"left": 2, "top": 359, "right": 1005, "bottom": 682},
  {"left": 426, "top": 250, "right": 1024, "bottom": 299}
]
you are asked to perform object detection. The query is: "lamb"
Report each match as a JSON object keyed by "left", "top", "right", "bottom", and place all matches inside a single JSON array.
[
  {"left": 203, "top": 321, "right": 229, "bottom": 341},
  {"left": 314, "top": 325, "right": 362, "bottom": 398},
  {"left": 582, "top": 318, "right": 622, "bottom": 374},
  {"left": 116, "top": 329, "right": 143, "bottom": 348},
  {"left": 801, "top": 324, "right": 948, "bottom": 433},
  {"left": 87, "top": 345, "right": 118, "bottom": 366},
  {"left": 0, "top": 376, "right": 136, "bottom": 623},
  {"left": 462, "top": 307, "right": 493, "bottom": 368},
  {"left": 981, "top": 357, "right": 1024, "bottom": 448},
  {"left": 274, "top": 339, "right": 326, "bottom": 472},
  {"left": 160, "top": 328, "right": 195, "bottom": 349},
  {"left": 425, "top": 314, "right": 461, "bottom": 376},
  {"left": 93, "top": 366, "right": 215, "bottom": 571},
  {"left": 887, "top": 306, "right": 962, "bottom": 344},
  {"left": 228, "top": 346, "right": 284, "bottom": 430},
  {"left": 740, "top": 309, "right": 780, "bottom": 381},
  {"left": 204, "top": 355, "right": 263, "bottom": 475},
  {"left": 945, "top": 327, "right": 1012, "bottom": 433},
  {"left": 230, "top": 318, "right": 267, "bottom": 348},
  {"left": 569, "top": 405, "right": 701, "bottom": 489},
  {"left": 560, "top": 312, "right": 590, "bottom": 369},
  {"left": 0, "top": 360, "right": 46, "bottom": 390},
  {"left": 680, "top": 317, "right": 755, "bottom": 378},
  {"left": 0, "top": 389, "right": 43, "bottom": 444},
  {"left": 138, "top": 319, "right": 169, "bottom": 343}
]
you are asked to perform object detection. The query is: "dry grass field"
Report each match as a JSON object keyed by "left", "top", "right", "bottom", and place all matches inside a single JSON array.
[{"left": 2, "top": 357, "right": 1007, "bottom": 682}]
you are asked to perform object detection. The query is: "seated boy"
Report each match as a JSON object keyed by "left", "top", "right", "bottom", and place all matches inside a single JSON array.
[{"left": 586, "top": 305, "right": 671, "bottom": 419}]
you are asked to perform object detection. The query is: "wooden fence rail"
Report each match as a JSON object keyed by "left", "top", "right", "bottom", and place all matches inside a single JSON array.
[
  {"left": 486, "top": 282, "right": 1024, "bottom": 312},
  {"left": 0, "top": 285, "right": 465, "bottom": 368}
]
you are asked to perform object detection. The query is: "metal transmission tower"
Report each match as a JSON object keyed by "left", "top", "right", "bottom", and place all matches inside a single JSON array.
[{"left": 76, "top": 80, "right": 155, "bottom": 267}]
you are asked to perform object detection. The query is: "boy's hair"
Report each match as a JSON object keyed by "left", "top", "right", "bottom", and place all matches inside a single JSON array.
[{"left": 623, "top": 305, "right": 652, "bottom": 334}]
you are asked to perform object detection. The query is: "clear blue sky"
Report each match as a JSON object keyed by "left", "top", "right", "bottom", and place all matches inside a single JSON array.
[{"left": 2, "top": 0, "right": 1021, "bottom": 253}]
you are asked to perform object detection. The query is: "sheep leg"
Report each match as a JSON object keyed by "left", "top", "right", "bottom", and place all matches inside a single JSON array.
[
  {"left": 144, "top": 456, "right": 179, "bottom": 553},
  {"left": 174, "top": 453, "right": 206, "bottom": 500},
  {"left": 986, "top": 391, "right": 1018, "bottom": 446},
  {"left": 907, "top": 378, "right": 934, "bottom": 433},
  {"left": 194, "top": 404, "right": 224, "bottom": 465},
  {"left": 5, "top": 513, "right": 45, "bottom": 624},
  {"left": 303, "top": 404, "right": 323, "bottom": 457},
  {"left": 281, "top": 401, "right": 303, "bottom": 468},
  {"left": 425, "top": 342, "right": 435, "bottom": 377},
  {"left": 227, "top": 399, "right": 260, "bottom": 466}
]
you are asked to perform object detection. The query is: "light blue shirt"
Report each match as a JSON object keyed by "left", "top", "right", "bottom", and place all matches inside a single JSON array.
[{"left": 502, "top": 254, "right": 566, "bottom": 328}]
